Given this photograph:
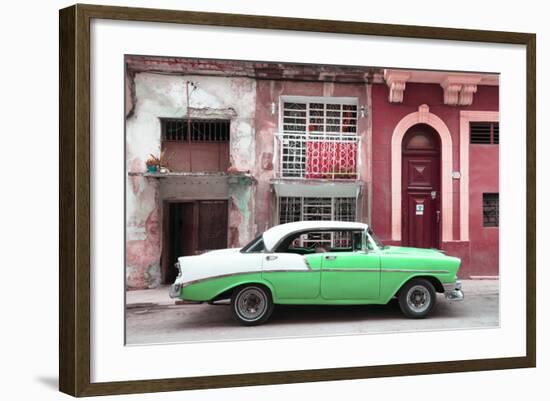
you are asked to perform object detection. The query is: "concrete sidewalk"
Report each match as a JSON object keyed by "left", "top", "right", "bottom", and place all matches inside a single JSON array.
[
  {"left": 126, "top": 285, "right": 174, "bottom": 307},
  {"left": 126, "top": 279, "right": 499, "bottom": 308}
]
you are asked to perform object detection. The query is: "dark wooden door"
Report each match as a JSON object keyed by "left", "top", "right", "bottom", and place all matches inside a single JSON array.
[
  {"left": 198, "top": 201, "right": 228, "bottom": 251},
  {"left": 164, "top": 200, "right": 228, "bottom": 283},
  {"left": 166, "top": 202, "right": 194, "bottom": 283},
  {"left": 402, "top": 125, "right": 441, "bottom": 249}
]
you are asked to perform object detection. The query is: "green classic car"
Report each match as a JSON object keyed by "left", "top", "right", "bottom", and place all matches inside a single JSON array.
[{"left": 169, "top": 221, "right": 463, "bottom": 325}]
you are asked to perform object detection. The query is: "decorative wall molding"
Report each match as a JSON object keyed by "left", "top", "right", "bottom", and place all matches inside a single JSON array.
[
  {"left": 441, "top": 82, "right": 463, "bottom": 105},
  {"left": 418, "top": 104, "right": 430, "bottom": 123},
  {"left": 441, "top": 75, "right": 482, "bottom": 106},
  {"left": 383, "top": 69, "right": 489, "bottom": 106},
  {"left": 384, "top": 70, "right": 411, "bottom": 103},
  {"left": 459, "top": 84, "right": 478, "bottom": 106},
  {"left": 391, "top": 105, "right": 453, "bottom": 242}
]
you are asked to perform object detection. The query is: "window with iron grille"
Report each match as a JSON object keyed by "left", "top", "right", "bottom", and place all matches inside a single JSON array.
[
  {"left": 470, "top": 122, "right": 499, "bottom": 144},
  {"left": 483, "top": 193, "right": 499, "bottom": 227},
  {"left": 282, "top": 101, "right": 358, "bottom": 135},
  {"left": 161, "top": 118, "right": 230, "bottom": 142},
  {"left": 280, "top": 99, "right": 359, "bottom": 179},
  {"left": 278, "top": 196, "right": 357, "bottom": 247},
  {"left": 160, "top": 118, "right": 230, "bottom": 173}
]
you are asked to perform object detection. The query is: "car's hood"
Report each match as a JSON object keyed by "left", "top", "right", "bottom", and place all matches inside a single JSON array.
[{"left": 381, "top": 245, "right": 447, "bottom": 257}]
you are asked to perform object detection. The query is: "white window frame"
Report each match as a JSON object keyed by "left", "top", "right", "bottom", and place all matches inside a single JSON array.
[
  {"left": 276, "top": 96, "right": 360, "bottom": 179},
  {"left": 278, "top": 96, "right": 359, "bottom": 136}
]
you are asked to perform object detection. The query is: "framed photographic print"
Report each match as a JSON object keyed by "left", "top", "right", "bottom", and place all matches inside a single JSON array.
[{"left": 59, "top": 3, "right": 536, "bottom": 397}]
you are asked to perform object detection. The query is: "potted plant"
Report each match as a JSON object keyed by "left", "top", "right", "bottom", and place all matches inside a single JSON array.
[
  {"left": 145, "top": 150, "right": 171, "bottom": 173},
  {"left": 145, "top": 156, "right": 159, "bottom": 173}
]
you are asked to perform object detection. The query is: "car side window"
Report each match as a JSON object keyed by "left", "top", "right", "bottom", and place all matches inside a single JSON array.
[
  {"left": 248, "top": 239, "right": 265, "bottom": 252},
  {"left": 281, "top": 230, "right": 362, "bottom": 254}
]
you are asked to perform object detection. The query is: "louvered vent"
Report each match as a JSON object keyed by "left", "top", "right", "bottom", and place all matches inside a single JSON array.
[{"left": 470, "top": 122, "right": 499, "bottom": 144}]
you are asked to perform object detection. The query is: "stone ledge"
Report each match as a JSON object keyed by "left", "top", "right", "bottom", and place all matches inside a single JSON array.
[{"left": 128, "top": 171, "right": 256, "bottom": 184}]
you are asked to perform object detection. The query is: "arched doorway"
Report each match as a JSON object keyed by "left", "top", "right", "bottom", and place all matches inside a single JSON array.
[{"left": 401, "top": 124, "right": 441, "bottom": 248}]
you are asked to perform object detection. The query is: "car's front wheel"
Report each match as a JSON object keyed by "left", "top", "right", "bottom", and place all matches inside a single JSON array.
[
  {"left": 398, "top": 278, "right": 436, "bottom": 318},
  {"left": 231, "top": 285, "right": 274, "bottom": 326}
]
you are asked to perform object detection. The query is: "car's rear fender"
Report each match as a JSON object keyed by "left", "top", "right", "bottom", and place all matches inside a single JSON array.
[
  {"left": 211, "top": 281, "right": 275, "bottom": 303},
  {"left": 181, "top": 273, "right": 276, "bottom": 303}
]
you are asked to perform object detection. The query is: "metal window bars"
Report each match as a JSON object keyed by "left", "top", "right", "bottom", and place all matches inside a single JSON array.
[
  {"left": 278, "top": 197, "right": 357, "bottom": 248},
  {"left": 161, "top": 118, "right": 230, "bottom": 142},
  {"left": 482, "top": 193, "right": 499, "bottom": 227},
  {"left": 276, "top": 100, "right": 360, "bottom": 179},
  {"left": 275, "top": 133, "right": 360, "bottom": 179}
]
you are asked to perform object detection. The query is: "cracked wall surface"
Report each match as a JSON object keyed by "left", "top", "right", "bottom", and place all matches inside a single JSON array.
[{"left": 126, "top": 72, "right": 257, "bottom": 288}]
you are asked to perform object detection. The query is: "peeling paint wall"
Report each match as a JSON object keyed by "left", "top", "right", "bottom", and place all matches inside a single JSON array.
[{"left": 126, "top": 73, "right": 257, "bottom": 288}]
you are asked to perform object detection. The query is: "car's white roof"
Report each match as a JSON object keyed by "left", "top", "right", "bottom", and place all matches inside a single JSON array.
[{"left": 262, "top": 220, "right": 369, "bottom": 251}]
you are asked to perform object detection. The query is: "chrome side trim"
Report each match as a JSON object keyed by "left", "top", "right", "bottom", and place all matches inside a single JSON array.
[
  {"left": 263, "top": 269, "right": 318, "bottom": 274},
  {"left": 380, "top": 269, "right": 449, "bottom": 274},
  {"left": 322, "top": 268, "right": 380, "bottom": 273},
  {"left": 322, "top": 268, "right": 448, "bottom": 273},
  {"left": 180, "top": 268, "right": 315, "bottom": 288}
]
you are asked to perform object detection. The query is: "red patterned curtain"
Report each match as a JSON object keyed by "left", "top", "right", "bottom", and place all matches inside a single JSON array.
[{"left": 306, "top": 140, "right": 357, "bottom": 179}]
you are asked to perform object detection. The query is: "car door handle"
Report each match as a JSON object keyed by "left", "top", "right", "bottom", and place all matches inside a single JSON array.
[
  {"left": 325, "top": 255, "right": 337, "bottom": 260},
  {"left": 265, "top": 255, "right": 278, "bottom": 261}
]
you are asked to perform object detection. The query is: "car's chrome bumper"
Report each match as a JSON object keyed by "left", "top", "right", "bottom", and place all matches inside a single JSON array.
[
  {"left": 169, "top": 283, "right": 182, "bottom": 299},
  {"left": 443, "top": 280, "right": 464, "bottom": 301}
]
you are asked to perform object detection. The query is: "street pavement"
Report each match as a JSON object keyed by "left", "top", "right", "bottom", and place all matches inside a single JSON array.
[{"left": 125, "top": 279, "right": 499, "bottom": 345}]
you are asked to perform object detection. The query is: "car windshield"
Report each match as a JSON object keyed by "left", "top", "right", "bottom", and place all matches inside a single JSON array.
[
  {"left": 367, "top": 228, "right": 385, "bottom": 249},
  {"left": 240, "top": 234, "right": 265, "bottom": 253}
]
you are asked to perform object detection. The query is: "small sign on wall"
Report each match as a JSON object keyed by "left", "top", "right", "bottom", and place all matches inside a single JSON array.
[{"left": 416, "top": 204, "right": 424, "bottom": 215}]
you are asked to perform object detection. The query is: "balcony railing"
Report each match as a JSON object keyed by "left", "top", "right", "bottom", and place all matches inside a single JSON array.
[{"left": 274, "top": 133, "right": 360, "bottom": 179}]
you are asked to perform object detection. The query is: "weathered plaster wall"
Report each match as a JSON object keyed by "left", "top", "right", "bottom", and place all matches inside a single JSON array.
[
  {"left": 126, "top": 73, "right": 257, "bottom": 288},
  {"left": 254, "top": 80, "right": 370, "bottom": 232}
]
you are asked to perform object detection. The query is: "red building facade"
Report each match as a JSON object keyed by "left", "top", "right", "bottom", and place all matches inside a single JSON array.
[
  {"left": 125, "top": 57, "right": 499, "bottom": 288},
  {"left": 370, "top": 79, "right": 499, "bottom": 278}
]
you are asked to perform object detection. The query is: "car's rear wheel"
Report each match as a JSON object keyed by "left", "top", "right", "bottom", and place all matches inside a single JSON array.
[
  {"left": 231, "top": 285, "right": 274, "bottom": 326},
  {"left": 398, "top": 278, "right": 436, "bottom": 318}
]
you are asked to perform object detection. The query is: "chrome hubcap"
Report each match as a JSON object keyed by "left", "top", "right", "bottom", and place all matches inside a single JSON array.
[
  {"left": 236, "top": 288, "right": 267, "bottom": 321},
  {"left": 406, "top": 285, "right": 431, "bottom": 313}
]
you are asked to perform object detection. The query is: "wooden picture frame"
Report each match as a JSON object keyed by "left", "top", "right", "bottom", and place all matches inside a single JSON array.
[{"left": 59, "top": 3, "right": 536, "bottom": 397}]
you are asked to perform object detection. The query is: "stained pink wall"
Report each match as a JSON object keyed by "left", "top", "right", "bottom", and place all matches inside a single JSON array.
[
  {"left": 469, "top": 145, "right": 499, "bottom": 276},
  {"left": 254, "top": 80, "right": 370, "bottom": 233},
  {"left": 371, "top": 83, "right": 499, "bottom": 276}
]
